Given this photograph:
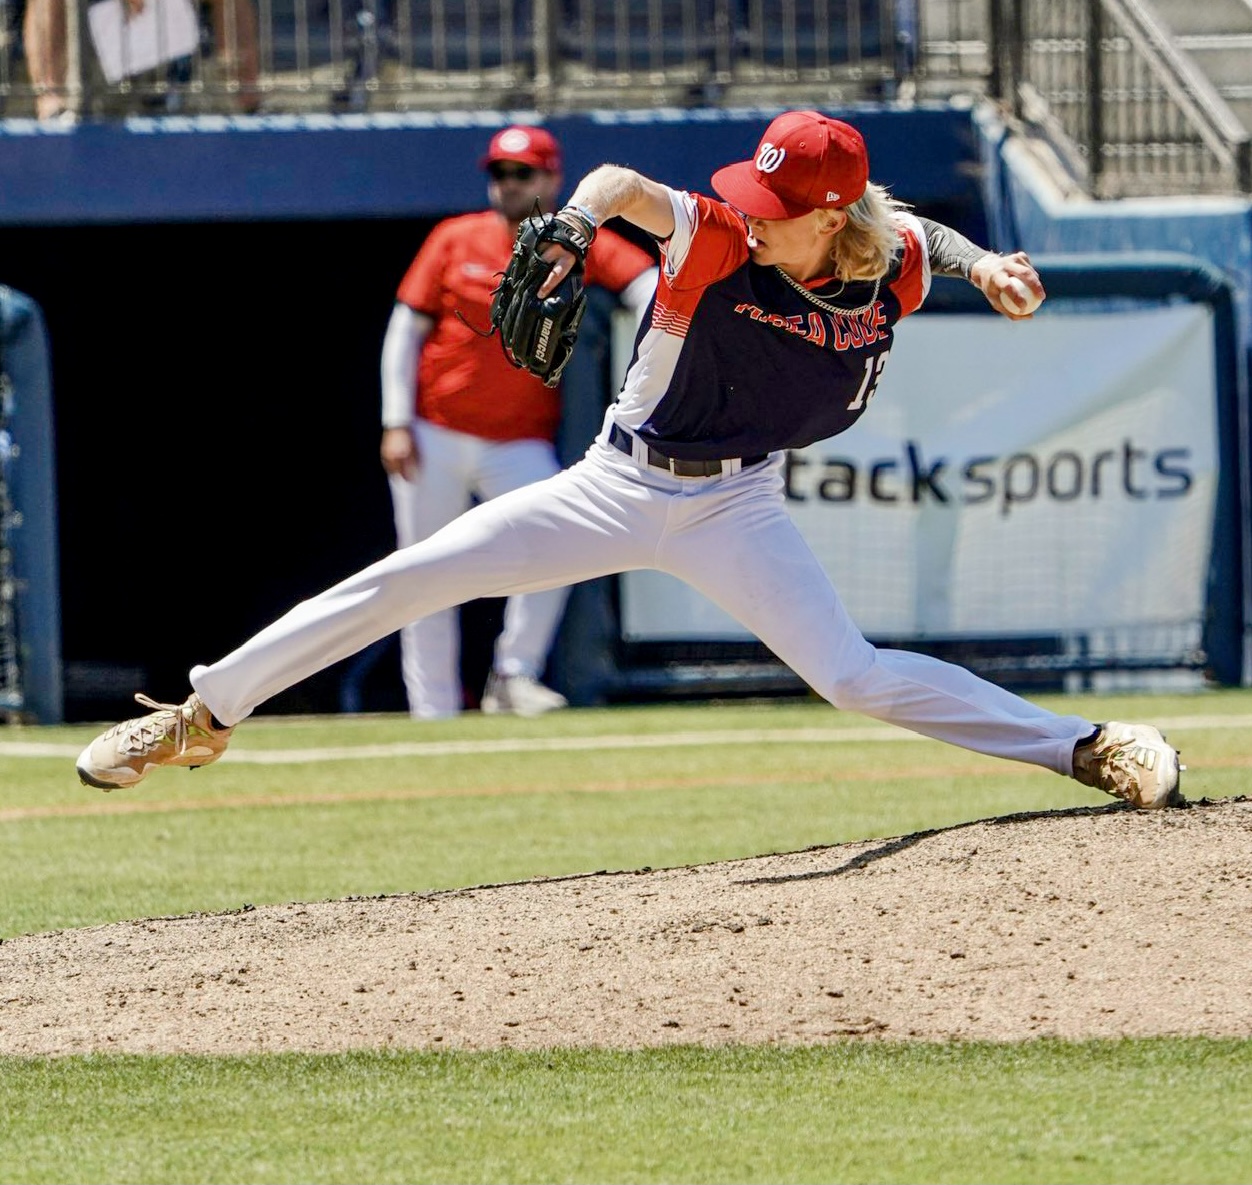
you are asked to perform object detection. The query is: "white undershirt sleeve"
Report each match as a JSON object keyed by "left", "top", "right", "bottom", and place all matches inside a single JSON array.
[
  {"left": 380, "top": 304, "right": 434, "bottom": 429},
  {"left": 619, "top": 267, "right": 659, "bottom": 327},
  {"left": 659, "top": 188, "right": 698, "bottom": 281}
]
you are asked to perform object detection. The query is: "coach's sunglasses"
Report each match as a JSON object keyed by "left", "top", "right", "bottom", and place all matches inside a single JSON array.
[{"left": 488, "top": 162, "right": 538, "bottom": 182}]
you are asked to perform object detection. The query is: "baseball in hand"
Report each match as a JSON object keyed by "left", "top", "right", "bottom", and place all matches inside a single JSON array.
[{"left": 999, "top": 277, "right": 1042, "bottom": 316}]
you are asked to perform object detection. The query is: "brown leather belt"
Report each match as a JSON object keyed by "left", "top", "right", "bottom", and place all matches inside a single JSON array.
[{"left": 608, "top": 423, "right": 767, "bottom": 478}]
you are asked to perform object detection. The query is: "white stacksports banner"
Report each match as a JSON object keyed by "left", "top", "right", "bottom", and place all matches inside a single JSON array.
[{"left": 619, "top": 304, "right": 1219, "bottom": 642}]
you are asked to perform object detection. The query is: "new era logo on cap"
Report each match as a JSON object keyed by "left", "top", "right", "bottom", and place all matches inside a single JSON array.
[{"left": 710, "top": 110, "right": 869, "bottom": 220}]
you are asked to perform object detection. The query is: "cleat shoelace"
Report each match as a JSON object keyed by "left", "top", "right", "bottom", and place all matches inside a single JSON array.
[
  {"left": 1088, "top": 741, "right": 1140, "bottom": 799},
  {"left": 1084, "top": 733, "right": 1181, "bottom": 805},
  {"left": 105, "top": 693, "right": 188, "bottom": 758}
]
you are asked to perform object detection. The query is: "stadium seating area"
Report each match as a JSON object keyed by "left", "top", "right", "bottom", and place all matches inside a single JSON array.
[{"left": 0, "top": 0, "right": 917, "bottom": 117}]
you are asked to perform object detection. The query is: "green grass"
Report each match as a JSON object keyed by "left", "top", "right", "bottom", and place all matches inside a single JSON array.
[
  {"left": 2, "top": 690, "right": 1250, "bottom": 1182},
  {"left": 2, "top": 1042, "right": 1250, "bottom": 1184}
]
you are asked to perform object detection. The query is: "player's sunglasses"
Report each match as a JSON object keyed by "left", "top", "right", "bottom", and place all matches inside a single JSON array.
[{"left": 488, "top": 162, "right": 537, "bottom": 182}]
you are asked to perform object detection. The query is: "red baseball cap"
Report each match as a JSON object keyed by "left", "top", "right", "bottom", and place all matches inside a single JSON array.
[
  {"left": 480, "top": 125, "right": 562, "bottom": 173},
  {"left": 711, "top": 110, "right": 869, "bottom": 219}
]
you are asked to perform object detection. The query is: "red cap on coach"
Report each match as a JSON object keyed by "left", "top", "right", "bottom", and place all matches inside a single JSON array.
[
  {"left": 480, "top": 125, "right": 562, "bottom": 173},
  {"left": 711, "top": 110, "right": 869, "bottom": 219}
]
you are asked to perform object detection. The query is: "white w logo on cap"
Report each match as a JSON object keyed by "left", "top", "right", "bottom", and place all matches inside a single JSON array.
[{"left": 755, "top": 143, "right": 786, "bottom": 173}]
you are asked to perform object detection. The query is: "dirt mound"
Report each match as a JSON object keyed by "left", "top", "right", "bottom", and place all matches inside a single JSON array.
[{"left": 3, "top": 798, "right": 1249, "bottom": 1055}]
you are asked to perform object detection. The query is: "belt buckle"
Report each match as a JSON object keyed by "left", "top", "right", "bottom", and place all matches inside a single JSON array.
[{"left": 673, "top": 456, "right": 724, "bottom": 478}]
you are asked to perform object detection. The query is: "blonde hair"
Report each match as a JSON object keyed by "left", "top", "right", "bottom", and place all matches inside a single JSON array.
[{"left": 819, "top": 181, "right": 911, "bottom": 281}]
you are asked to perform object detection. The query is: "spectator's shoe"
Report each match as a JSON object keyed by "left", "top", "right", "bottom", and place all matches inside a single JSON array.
[
  {"left": 76, "top": 693, "right": 234, "bottom": 791},
  {"left": 480, "top": 674, "right": 568, "bottom": 718},
  {"left": 1072, "top": 721, "right": 1183, "bottom": 809}
]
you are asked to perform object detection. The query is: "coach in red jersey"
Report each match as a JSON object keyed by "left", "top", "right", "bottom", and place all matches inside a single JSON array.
[
  {"left": 379, "top": 125, "right": 657, "bottom": 720},
  {"left": 80, "top": 110, "right": 1182, "bottom": 815}
]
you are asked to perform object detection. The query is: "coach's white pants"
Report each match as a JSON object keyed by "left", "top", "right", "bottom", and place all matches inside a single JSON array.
[
  {"left": 194, "top": 428, "right": 1093, "bottom": 775},
  {"left": 387, "top": 418, "right": 569, "bottom": 718}
]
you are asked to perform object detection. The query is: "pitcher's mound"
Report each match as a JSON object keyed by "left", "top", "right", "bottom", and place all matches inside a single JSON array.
[{"left": 3, "top": 798, "right": 1249, "bottom": 1055}]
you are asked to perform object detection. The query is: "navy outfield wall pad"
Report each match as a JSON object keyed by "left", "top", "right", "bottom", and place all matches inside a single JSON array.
[{"left": 0, "top": 106, "right": 980, "bottom": 226}]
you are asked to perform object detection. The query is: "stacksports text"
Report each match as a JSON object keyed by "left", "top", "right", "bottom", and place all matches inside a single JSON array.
[{"left": 784, "top": 440, "right": 1193, "bottom": 516}]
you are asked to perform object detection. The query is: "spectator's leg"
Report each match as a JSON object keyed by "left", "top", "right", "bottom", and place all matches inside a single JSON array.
[
  {"left": 22, "top": 0, "right": 69, "bottom": 120},
  {"left": 209, "top": 0, "right": 261, "bottom": 111}
]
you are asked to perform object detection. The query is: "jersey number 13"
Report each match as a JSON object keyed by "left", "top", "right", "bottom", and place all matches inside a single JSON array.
[{"left": 848, "top": 350, "right": 890, "bottom": 411}]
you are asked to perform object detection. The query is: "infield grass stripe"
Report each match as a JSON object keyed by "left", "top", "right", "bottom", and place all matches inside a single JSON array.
[
  {"left": 4, "top": 755, "right": 1245, "bottom": 822},
  {"left": 0, "top": 759, "right": 1043, "bottom": 822},
  {"left": 4, "top": 711, "right": 1250, "bottom": 764},
  {"left": 0, "top": 727, "right": 919, "bottom": 761}
]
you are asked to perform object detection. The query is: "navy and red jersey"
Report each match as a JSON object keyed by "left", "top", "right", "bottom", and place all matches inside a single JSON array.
[{"left": 611, "top": 189, "right": 931, "bottom": 461}]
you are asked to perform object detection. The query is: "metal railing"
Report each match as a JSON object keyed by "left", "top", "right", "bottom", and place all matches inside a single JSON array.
[
  {"left": 5, "top": 0, "right": 1248, "bottom": 200},
  {"left": 0, "top": 0, "right": 920, "bottom": 119},
  {"left": 912, "top": 0, "right": 990, "bottom": 87},
  {"left": 988, "top": 0, "right": 1252, "bottom": 197}
]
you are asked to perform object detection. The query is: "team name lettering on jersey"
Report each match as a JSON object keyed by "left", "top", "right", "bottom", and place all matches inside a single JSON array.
[{"left": 733, "top": 300, "right": 888, "bottom": 351}]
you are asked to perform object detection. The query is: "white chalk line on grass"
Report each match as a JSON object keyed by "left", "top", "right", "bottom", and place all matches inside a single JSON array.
[{"left": 1, "top": 714, "right": 1248, "bottom": 764}]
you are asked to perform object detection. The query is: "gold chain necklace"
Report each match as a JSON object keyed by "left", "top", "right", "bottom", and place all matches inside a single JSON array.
[{"left": 774, "top": 266, "right": 882, "bottom": 316}]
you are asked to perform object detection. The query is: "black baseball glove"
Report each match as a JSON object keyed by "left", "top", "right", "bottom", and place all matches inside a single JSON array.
[{"left": 489, "top": 208, "right": 595, "bottom": 387}]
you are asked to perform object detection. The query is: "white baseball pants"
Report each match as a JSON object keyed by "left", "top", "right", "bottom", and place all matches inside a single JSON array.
[
  {"left": 387, "top": 418, "right": 570, "bottom": 717},
  {"left": 193, "top": 425, "right": 1093, "bottom": 775}
]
